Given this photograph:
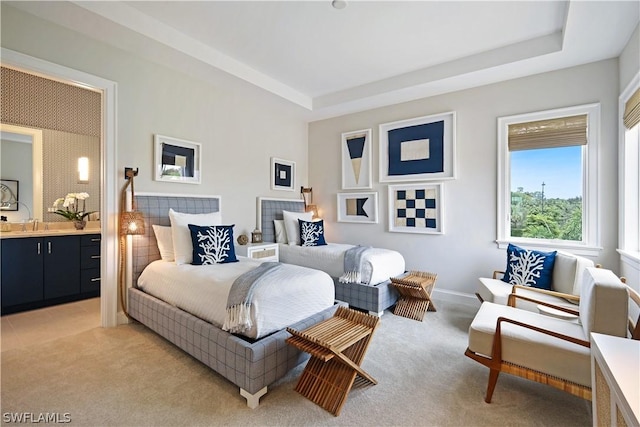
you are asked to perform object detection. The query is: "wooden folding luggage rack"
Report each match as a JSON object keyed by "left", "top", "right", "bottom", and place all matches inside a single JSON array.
[
  {"left": 390, "top": 271, "right": 438, "bottom": 321},
  {"left": 286, "top": 306, "right": 380, "bottom": 416}
]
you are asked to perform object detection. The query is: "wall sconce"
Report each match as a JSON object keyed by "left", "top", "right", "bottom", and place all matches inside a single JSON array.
[
  {"left": 300, "top": 186, "right": 319, "bottom": 218},
  {"left": 78, "top": 157, "right": 89, "bottom": 183},
  {"left": 119, "top": 168, "right": 145, "bottom": 236}
]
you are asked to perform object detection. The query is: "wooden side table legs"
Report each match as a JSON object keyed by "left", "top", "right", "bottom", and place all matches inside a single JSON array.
[{"left": 286, "top": 306, "right": 380, "bottom": 416}]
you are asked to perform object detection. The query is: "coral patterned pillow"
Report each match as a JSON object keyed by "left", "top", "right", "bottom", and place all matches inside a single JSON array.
[
  {"left": 501, "top": 243, "right": 557, "bottom": 290},
  {"left": 298, "top": 219, "right": 327, "bottom": 247},
  {"left": 188, "top": 224, "right": 238, "bottom": 265}
]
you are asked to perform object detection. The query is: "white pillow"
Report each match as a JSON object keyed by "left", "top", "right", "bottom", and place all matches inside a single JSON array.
[
  {"left": 169, "top": 208, "right": 222, "bottom": 265},
  {"left": 282, "top": 210, "right": 313, "bottom": 246},
  {"left": 152, "top": 225, "right": 174, "bottom": 262},
  {"left": 274, "top": 219, "right": 287, "bottom": 244}
]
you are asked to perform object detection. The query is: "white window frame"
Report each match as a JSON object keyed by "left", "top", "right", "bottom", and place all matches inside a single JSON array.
[
  {"left": 618, "top": 72, "right": 640, "bottom": 268},
  {"left": 496, "top": 103, "right": 601, "bottom": 256}
]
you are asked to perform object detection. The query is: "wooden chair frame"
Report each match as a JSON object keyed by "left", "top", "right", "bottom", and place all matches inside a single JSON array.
[{"left": 466, "top": 279, "right": 640, "bottom": 403}]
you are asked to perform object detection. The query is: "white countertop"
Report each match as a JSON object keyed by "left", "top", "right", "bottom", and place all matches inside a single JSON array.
[{"left": 0, "top": 228, "right": 101, "bottom": 239}]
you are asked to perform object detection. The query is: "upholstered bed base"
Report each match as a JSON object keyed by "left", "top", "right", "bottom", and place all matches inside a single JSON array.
[
  {"left": 128, "top": 287, "right": 337, "bottom": 408},
  {"left": 334, "top": 278, "right": 398, "bottom": 316}
]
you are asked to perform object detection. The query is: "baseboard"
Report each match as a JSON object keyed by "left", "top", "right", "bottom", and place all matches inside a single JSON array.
[{"left": 432, "top": 288, "right": 481, "bottom": 308}]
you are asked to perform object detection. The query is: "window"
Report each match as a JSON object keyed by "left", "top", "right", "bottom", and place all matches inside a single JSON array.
[
  {"left": 497, "top": 104, "right": 600, "bottom": 255},
  {"left": 619, "top": 77, "right": 640, "bottom": 262}
]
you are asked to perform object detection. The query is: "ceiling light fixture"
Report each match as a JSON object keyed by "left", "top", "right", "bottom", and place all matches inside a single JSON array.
[{"left": 331, "top": 0, "right": 347, "bottom": 10}]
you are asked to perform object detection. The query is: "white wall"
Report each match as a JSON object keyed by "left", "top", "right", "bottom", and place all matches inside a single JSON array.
[
  {"left": 309, "top": 59, "right": 620, "bottom": 303},
  {"left": 1, "top": 5, "right": 309, "bottom": 238},
  {"left": 619, "top": 24, "right": 639, "bottom": 93}
]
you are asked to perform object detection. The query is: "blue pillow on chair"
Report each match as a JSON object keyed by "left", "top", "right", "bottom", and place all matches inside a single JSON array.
[
  {"left": 501, "top": 243, "right": 557, "bottom": 290},
  {"left": 188, "top": 224, "right": 238, "bottom": 265},
  {"left": 298, "top": 219, "right": 327, "bottom": 247}
]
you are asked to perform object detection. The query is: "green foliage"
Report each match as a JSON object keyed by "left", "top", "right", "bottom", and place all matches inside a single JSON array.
[{"left": 511, "top": 190, "right": 582, "bottom": 241}]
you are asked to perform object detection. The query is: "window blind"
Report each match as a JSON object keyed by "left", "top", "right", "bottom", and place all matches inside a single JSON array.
[
  {"left": 508, "top": 114, "right": 588, "bottom": 151},
  {"left": 623, "top": 88, "right": 640, "bottom": 129}
]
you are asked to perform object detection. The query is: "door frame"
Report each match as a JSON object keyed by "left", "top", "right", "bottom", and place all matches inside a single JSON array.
[{"left": 1, "top": 47, "right": 118, "bottom": 327}]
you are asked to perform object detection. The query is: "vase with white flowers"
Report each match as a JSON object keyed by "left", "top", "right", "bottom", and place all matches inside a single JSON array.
[{"left": 52, "top": 192, "right": 96, "bottom": 230}]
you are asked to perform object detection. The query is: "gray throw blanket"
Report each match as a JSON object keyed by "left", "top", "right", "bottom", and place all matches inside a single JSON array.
[
  {"left": 339, "top": 245, "right": 372, "bottom": 284},
  {"left": 223, "top": 262, "right": 283, "bottom": 334}
]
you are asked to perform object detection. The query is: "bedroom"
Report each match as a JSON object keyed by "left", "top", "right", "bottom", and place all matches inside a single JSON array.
[{"left": 1, "top": 1, "right": 639, "bottom": 425}]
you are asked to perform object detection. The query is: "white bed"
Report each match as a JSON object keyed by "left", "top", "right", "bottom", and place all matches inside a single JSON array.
[
  {"left": 128, "top": 194, "right": 339, "bottom": 409},
  {"left": 137, "top": 257, "right": 334, "bottom": 339},
  {"left": 258, "top": 197, "right": 405, "bottom": 314},
  {"left": 278, "top": 242, "right": 405, "bottom": 286}
]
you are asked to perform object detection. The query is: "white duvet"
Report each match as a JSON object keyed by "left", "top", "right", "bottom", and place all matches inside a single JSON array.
[
  {"left": 136, "top": 258, "right": 335, "bottom": 339},
  {"left": 278, "top": 243, "right": 405, "bottom": 285}
]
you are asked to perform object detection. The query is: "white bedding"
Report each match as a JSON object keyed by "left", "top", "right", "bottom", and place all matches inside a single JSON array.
[
  {"left": 278, "top": 243, "right": 405, "bottom": 285},
  {"left": 136, "top": 258, "right": 335, "bottom": 339}
]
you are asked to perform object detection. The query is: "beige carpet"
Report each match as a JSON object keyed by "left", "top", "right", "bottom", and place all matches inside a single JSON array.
[{"left": 1, "top": 301, "right": 591, "bottom": 426}]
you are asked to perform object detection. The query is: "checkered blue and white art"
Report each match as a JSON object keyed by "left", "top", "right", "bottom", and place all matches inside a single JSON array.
[{"left": 388, "top": 183, "right": 444, "bottom": 234}]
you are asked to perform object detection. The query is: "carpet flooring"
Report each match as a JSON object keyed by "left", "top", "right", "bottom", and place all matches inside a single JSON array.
[{"left": 1, "top": 300, "right": 592, "bottom": 426}]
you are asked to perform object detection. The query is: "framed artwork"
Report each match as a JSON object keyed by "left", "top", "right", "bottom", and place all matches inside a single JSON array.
[
  {"left": 154, "top": 135, "right": 201, "bottom": 184},
  {"left": 388, "top": 183, "right": 444, "bottom": 234},
  {"left": 341, "top": 128, "right": 372, "bottom": 189},
  {"left": 379, "top": 111, "right": 456, "bottom": 182},
  {"left": 337, "top": 192, "right": 378, "bottom": 224},
  {"left": 271, "top": 157, "right": 295, "bottom": 191},
  {"left": 0, "top": 179, "right": 19, "bottom": 211}
]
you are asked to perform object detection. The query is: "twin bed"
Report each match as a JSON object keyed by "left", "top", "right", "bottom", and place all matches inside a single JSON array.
[
  {"left": 258, "top": 197, "right": 405, "bottom": 315},
  {"left": 128, "top": 194, "right": 405, "bottom": 409}
]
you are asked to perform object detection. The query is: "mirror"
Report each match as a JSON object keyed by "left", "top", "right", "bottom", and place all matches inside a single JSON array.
[{"left": 0, "top": 125, "right": 43, "bottom": 222}]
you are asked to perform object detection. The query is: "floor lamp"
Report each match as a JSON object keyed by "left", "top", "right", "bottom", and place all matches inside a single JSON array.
[{"left": 119, "top": 168, "right": 145, "bottom": 319}]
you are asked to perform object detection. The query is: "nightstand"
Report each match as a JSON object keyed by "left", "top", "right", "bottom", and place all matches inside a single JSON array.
[{"left": 235, "top": 242, "right": 279, "bottom": 262}]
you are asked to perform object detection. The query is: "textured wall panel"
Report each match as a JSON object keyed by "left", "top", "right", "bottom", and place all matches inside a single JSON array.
[
  {"left": 1, "top": 66, "right": 101, "bottom": 137},
  {"left": 43, "top": 130, "right": 100, "bottom": 222}
]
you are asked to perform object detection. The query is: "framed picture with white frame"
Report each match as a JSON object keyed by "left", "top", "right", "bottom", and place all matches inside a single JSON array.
[
  {"left": 271, "top": 157, "right": 295, "bottom": 191},
  {"left": 379, "top": 111, "right": 456, "bottom": 182},
  {"left": 337, "top": 192, "right": 378, "bottom": 224},
  {"left": 154, "top": 134, "right": 201, "bottom": 184},
  {"left": 388, "top": 183, "right": 444, "bottom": 234},
  {"left": 341, "top": 128, "right": 372, "bottom": 189}
]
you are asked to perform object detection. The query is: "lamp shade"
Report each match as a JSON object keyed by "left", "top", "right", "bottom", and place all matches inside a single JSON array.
[
  {"left": 305, "top": 204, "right": 319, "bottom": 219},
  {"left": 120, "top": 210, "right": 145, "bottom": 235}
]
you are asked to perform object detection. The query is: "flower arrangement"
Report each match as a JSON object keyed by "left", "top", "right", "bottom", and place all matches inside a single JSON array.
[{"left": 52, "top": 192, "right": 95, "bottom": 221}]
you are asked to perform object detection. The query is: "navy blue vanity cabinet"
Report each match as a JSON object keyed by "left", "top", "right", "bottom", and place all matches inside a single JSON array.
[
  {"left": 1, "top": 234, "right": 92, "bottom": 314},
  {"left": 80, "top": 234, "right": 101, "bottom": 296},
  {"left": 43, "top": 235, "right": 81, "bottom": 299},
  {"left": 1, "top": 237, "right": 45, "bottom": 308}
]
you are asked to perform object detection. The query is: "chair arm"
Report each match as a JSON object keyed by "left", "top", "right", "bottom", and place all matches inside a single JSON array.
[
  {"left": 491, "top": 316, "right": 590, "bottom": 365},
  {"left": 511, "top": 284, "right": 580, "bottom": 302},
  {"left": 506, "top": 293, "right": 579, "bottom": 316},
  {"left": 492, "top": 270, "right": 505, "bottom": 280}
]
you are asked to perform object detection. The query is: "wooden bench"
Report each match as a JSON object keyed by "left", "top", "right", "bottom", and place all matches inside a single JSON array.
[{"left": 286, "top": 306, "right": 380, "bottom": 416}]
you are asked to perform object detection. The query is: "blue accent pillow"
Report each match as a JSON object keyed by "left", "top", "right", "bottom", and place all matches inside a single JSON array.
[
  {"left": 188, "top": 224, "right": 238, "bottom": 265},
  {"left": 502, "top": 243, "right": 557, "bottom": 290},
  {"left": 298, "top": 219, "right": 327, "bottom": 247}
]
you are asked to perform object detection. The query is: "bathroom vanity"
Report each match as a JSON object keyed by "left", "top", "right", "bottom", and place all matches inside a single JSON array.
[{"left": 1, "top": 229, "right": 101, "bottom": 314}]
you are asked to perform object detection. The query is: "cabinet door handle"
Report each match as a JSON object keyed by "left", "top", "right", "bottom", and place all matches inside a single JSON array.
[
  {"left": 91, "top": 238, "right": 101, "bottom": 242},
  {"left": 91, "top": 255, "right": 101, "bottom": 259},
  {"left": 48, "top": 241, "right": 52, "bottom": 254},
  {"left": 90, "top": 278, "right": 101, "bottom": 282},
  {"left": 37, "top": 242, "right": 41, "bottom": 255}
]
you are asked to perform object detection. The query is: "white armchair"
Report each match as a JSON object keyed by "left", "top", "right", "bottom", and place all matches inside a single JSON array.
[
  {"left": 476, "top": 250, "right": 595, "bottom": 313},
  {"left": 465, "top": 267, "right": 638, "bottom": 403}
]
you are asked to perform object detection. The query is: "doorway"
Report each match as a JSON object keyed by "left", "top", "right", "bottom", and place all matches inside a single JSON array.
[{"left": 1, "top": 48, "right": 118, "bottom": 328}]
